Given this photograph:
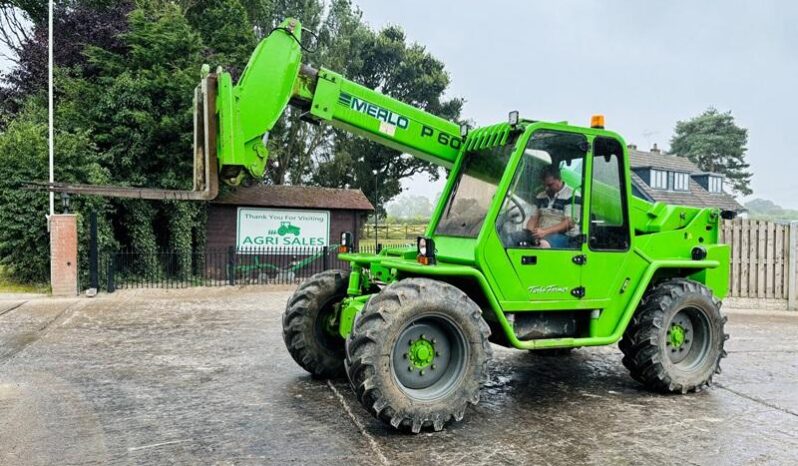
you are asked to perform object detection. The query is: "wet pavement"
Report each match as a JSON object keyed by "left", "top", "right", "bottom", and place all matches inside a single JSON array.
[{"left": 0, "top": 287, "right": 796, "bottom": 465}]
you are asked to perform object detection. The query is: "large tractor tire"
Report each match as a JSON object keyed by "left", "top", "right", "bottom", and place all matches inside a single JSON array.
[
  {"left": 283, "top": 270, "right": 349, "bottom": 379},
  {"left": 619, "top": 278, "right": 728, "bottom": 393},
  {"left": 345, "top": 278, "right": 492, "bottom": 433}
]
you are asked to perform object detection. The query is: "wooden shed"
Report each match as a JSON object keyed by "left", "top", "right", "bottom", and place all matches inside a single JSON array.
[{"left": 206, "top": 184, "right": 373, "bottom": 251}]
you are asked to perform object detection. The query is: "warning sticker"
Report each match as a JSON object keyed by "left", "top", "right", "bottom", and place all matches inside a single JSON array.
[{"left": 379, "top": 121, "right": 396, "bottom": 137}]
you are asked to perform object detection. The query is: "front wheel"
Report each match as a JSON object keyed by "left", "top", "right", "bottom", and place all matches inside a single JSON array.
[
  {"left": 345, "top": 278, "right": 492, "bottom": 433},
  {"left": 282, "top": 270, "right": 349, "bottom": 378},
  {"left": 619, "top": 278, "right": 728, "bottom": 393}
]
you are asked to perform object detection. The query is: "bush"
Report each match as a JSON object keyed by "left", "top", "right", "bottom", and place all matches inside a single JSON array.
[{"left": 0, "top": 98, "right": 112, "bottom": 283}]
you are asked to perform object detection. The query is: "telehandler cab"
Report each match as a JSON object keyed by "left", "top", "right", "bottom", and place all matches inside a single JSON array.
[{"left": 50, "top": 18, "right": 732, "bottom": 433}]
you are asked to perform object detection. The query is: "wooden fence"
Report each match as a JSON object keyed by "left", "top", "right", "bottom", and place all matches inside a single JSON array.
[
  {"left": 720, "top": 219, "right": 797, "bottom": 308},
  {"left": 361, "top": 223, "right": 427, "bottom": 240}
]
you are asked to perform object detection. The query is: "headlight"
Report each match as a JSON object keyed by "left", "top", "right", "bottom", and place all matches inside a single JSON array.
[{"left": 339, "top": 231, "right": 353, "bottom": 253}]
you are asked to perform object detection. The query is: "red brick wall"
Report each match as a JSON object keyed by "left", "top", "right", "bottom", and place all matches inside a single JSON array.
[
  {"left": 50, "top": 214, "right": 78, "bottom": 296},
  {"left": 206, "top": 205, "right": 368, "bottom": 250}
]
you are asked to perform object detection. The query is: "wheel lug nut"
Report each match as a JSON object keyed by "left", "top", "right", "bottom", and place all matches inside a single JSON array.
[
  {"left": 420, "top": 334, "right": 425, "bottom": 339},
  {"left": 409, "top": 340, "right": 413, "bottom": 346},
  {"left": 420, "top": 370, "right": 425, "bottom": 376},
  {"left": 408, "top": 366, "right": 413, "bottom": 371},
  {"left": 403, "top": 353, "right": 407, "bottom": 359},
  {"left": 431, "top": 365, "right": 436, "bottom": 370},
  {"left": 432, "top": 338, "right": 437, "bottom": 344},
  {"left": 436, "top": 351, "right": 441, "bottom": 357}
]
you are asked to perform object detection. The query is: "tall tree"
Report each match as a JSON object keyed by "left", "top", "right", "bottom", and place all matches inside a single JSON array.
[
  {"left": 185, "top": 0, "right": 255, "bottom": 74},
  {"left": 1, "top": 1, "right": 132, "bottom": 120},
  {"left": 57, "top": 0, "right": 207, "bottom": 273},
  {"left": 232, "top": 0, "right": 462, "bottom": 213},
  {"left": 670, "top": 107, "right": 752, "bottom": 196}
]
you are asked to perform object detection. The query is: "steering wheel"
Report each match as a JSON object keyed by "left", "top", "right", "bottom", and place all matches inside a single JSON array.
[{"left": 505, "top": 195, "right": 526, "bottom": 225}]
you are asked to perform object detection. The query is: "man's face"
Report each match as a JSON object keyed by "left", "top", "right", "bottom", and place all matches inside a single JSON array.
[{"left": 543, "top": 176, "right": 563, "bottom": 196}]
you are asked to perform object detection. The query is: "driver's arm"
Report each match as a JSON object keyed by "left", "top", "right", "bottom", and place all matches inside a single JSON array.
[
  {"left": 526, "top": 210, "right": 541, "bottom": 231},
  {"left": 541, "top": 217, "right": 571, "bottom": 236}
]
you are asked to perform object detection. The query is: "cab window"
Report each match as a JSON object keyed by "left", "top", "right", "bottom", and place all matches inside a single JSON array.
[
  {"left": 496, "top": 131, "right": 586, "bottom": 250},
  {"left": 589, "top": 137, "right": 630, "bottom": 250}
]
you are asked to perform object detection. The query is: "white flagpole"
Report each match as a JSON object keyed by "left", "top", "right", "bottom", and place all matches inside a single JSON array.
[{"left": 48, "top": 0, "right": 54, "bottom": 216}]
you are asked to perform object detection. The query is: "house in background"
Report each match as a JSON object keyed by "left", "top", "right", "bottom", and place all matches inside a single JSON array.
[{"left": 627, "top": 144, "right": 745, "bottom": 214}]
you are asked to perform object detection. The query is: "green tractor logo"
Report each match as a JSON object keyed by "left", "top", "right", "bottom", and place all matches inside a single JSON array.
[{"left": 277, "top": 221, "right": 301, "bottom": 236}]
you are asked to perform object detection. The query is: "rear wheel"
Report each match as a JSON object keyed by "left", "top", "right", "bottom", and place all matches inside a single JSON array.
[
  {"left": 619, "top": 278, "right": 728, "bottom": 393},
  {"left": 282, "top": 270, "right": 349, "bottom": 378},
  {"left": 345, "top": 278, "right": 492, "bottom": 433}
]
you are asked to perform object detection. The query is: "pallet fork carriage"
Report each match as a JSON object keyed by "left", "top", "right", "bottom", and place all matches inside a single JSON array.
[
  {"left": 30, "top": 74, "right": 219, "bottom": 201},
  {"left": 35, "top": 18, "right": 732, "bottom": 433}
]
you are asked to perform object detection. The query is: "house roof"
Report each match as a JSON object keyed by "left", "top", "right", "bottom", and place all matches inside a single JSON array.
[
  {"left": 628, "top": 149, "right": 700, "bottom": 172},
  {"left": 628, "top": 148, "right": 745, "bottom": 212},
  {"left": 213, "top": 184, "right": 374, "bottom": 211}
]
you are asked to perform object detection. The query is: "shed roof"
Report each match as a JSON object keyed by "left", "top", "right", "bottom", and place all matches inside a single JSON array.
[{"left": 213, "top": 184, "right": 374, "bottom": 211}]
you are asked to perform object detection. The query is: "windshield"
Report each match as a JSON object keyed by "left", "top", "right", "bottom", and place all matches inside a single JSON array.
[{"left": 435, "top": 143, "right": 515, "bottom": 237}]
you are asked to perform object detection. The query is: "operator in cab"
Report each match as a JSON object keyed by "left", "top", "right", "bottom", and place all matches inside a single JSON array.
[{"left": 524, "top": 166, "right": 580, "bottom": 249}]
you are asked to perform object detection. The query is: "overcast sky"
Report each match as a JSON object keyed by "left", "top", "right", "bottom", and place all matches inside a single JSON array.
[{"left": 354, "top": 0, "right": 798, "bottom": 208}]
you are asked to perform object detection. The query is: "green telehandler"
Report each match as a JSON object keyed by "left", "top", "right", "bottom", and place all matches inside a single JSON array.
[
  {"left": 53, "top": 18, "right": 732, "bottom": 433},
  {"left": 206, "top": 19, "right": 731, "bottom": 433}
]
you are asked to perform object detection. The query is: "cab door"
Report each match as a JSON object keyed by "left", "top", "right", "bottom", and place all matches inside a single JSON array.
[
  {"left": 485, "top": 129, "right": 589, "bottom": 304},
  {"left": 581, "top": 136, "right": 632, "bottom": 301}
]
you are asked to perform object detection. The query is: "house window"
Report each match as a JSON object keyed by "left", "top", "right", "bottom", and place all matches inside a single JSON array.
[
  {"left": 649, "top": 170, "right": 687, "bottom": 191},
  {"left": 673, "top": 172, "right": 689, "bottom": 191},
  {"left": 650, "top": 169, "right": 668, "bottom": 189},
  {"left": 708, "top": 176, "right": 723, "bottom": 193}
]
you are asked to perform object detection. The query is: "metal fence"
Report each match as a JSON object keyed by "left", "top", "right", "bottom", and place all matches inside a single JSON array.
[{"left": 84, "top": 243, "right": 413, "bottom": 292}]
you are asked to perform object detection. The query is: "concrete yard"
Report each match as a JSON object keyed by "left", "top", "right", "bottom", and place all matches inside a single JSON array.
[{"left": 0, "top": 287, "right": 796, "bottom": 465}]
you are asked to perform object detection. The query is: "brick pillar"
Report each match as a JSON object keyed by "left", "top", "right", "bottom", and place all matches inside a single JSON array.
[{"left": 50, "top": 214, "right": 78, "bottom": 296}]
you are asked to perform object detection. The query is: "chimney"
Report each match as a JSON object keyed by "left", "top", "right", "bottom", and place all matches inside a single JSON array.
[
  {"left": 627, "top": 143, "right": 638, "bottom": 150},
  {"left": 650, "top": 143, "right": 660, "bottom": 154}
]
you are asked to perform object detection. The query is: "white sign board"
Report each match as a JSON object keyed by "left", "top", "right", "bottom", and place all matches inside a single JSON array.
[{"left": 236, "top": 207, "right": 330, "bottom": 249}]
